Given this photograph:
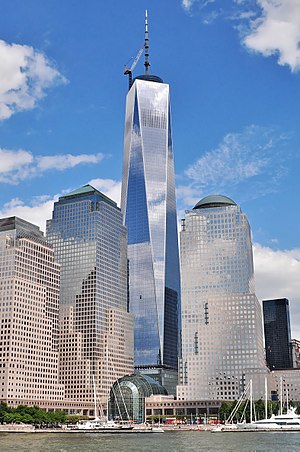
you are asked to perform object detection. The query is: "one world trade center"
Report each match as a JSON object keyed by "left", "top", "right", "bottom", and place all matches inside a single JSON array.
[{"left": 121, "top": 12, "right": 180, "bottom": 394}]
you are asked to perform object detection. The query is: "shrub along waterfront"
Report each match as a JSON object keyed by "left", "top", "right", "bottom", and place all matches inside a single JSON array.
[{"left": 0, "top": 402, "right": 66, "bottom": 427}]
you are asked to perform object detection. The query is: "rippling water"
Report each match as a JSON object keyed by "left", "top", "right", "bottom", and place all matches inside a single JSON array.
[{"left": 1, "top": 430, "right": 300, "bottom": 451}]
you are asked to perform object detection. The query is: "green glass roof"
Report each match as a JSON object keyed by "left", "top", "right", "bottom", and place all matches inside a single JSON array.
[
  {"left": 60, "top": 184, "right": 96, "bottom": 198},
  {"left": 193, "top": 194, "right": 237, "bottom": 210},
  {"left": 59, "top": 184, "right": 116, "bottom": 206}
]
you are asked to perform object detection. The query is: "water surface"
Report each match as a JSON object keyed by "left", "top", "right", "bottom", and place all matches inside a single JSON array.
[{"left": 1, "top": 430, "right": 299, "bottom": 451}]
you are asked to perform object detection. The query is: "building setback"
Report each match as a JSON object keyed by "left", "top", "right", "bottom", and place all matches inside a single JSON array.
[
  {"left": 121, "top": 15, "right": 180, "bottom": 395},
  {"left": 46, "top": 185, "right": 134, "bottom": 411},
  {"left": 0, "top": 217, "right": 64, "bottom": 406},
  {"left": 263, "top": 298, "right": 293, "bottom": 370},
  {"left": 177, "top": 195, "right": 266, "bottom": 400}
]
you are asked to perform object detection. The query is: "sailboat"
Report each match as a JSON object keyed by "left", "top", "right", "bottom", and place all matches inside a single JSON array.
[
  {"left": 74, "top": 376, "right": 134, "bottom": 432},
  {"left": 213, "top": 377, "right": 300, "bottom": 432},
  {"left": 239, "top": 377, "right": 300, "bottom": 431}
]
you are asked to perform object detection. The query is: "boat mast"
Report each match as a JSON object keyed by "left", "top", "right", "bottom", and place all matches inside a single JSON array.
[
  {"left": 250, "top": 379, "right": 253, "bottom": 424},
  {"left": 93, "top": 375, "right": 98, "bottom": 419},
  {"left": 280, "top": 376, "right": 283, "bottom": 415},
  {"left": 265, "top": 376, "right": 268, "bottom": 420}
]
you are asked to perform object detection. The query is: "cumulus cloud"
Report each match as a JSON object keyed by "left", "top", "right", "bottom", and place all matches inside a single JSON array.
[
  {"left": 0, "top": 148, "right": 105, "bottom": 184},
  {"left": 182, "top": 1, "right": 300, "bottom": 72},
  {"left": 184, "top": 125, "right": 289, "bottom": 202},
  {"left": 0, "top": 39, "right": 66, "bottom": 120},
  {"left": 0, "top": 178, "right": 122, "bottom": 232},
  {"left": 254, "top": 243, "right": 300, "bottom": 338},
  {"left": 89, "top": 178, "right": 121, "bottom": 206},
  {"left": 0, "top": 195, "right": 58, "bottom": 232},
  {"left": 244, "top": 0, "right": 300, "bottom": 72}
]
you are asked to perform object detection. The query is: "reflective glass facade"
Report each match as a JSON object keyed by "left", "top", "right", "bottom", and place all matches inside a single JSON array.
[
  {"left": 263, "top": 298, "right": 293, "bottom": 370},
  {"left": 121, "top": 77, "right": 180, "bottom": 393},
  {"left": 46, "top": 185, "right": 134, "bottom": 404},
  {"left": 177, "top": 196, "right": 266, "bottom": 400},
  {"left": 108, "top": 374, "right": 167, "bottom": 423}
]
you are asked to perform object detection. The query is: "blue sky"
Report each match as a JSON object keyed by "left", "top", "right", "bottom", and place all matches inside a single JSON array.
[{"left": 1, "top": 0, "right": 300, "bottom": 336}]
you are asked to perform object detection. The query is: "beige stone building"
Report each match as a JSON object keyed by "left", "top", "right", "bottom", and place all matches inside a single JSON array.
[{"left": 0, "top": 217, "right": 64, "bottom": 407}]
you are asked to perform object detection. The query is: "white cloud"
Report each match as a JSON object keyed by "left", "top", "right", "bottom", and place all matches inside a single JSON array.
[
  {"left": 182, "top": 0, "right": 217, "bottom": 13},
  {"left": 184, "top": 125, "right": 288, "bottom": 199},
  {"left": 0, "top": 39, "right": 67, "bottom": 120},
  {"left": 37, "top": 154, "right": 104, "bottom": 171},
  {"left": 89, "top": 178, "right": 121, "bottom": 206},
  {"left": 0, "top": 178, "right": 121, "bottom": 232},
  {"left": 0, "top": 148, "right": 33, "bottom": 172},
  {"left": 0, "top": 195, "right": 58, "bottom": 232},
  {"left": 176, "top": 184, "right": 200, "bottom": 210},
  {"left": 244, "top": 0, "right": 300, "bottom": 72},
  {"left": 254, "top": 243, "right": 300, "bottom": 338},
  {"left": 182, "top": 0, "right": 196, "bottom": 11},
  {"left": 182, "top": 1, "right": 300, "bottom": 72},
  {"left": 0, "top": 148, "right": 104, "bottom": 184}
]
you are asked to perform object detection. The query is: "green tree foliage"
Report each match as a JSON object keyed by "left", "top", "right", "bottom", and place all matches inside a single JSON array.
[
  {"left": 0, "top": 404, "right": 66, "bottom": 426},
  {"left": 219, "top": 399, "right": 300, "bottom": 423}
]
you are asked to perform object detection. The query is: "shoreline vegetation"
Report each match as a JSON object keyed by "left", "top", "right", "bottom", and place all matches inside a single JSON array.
[{"left": 1, "top": 400, "right": 300, "bottom": 433}]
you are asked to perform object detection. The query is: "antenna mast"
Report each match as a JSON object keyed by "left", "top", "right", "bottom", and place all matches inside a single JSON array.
[{"left": 144, "top": 10, "right": 150, "bottom": 75}]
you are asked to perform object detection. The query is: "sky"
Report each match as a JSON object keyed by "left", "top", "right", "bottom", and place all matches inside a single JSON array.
[{"left": 0, "top": 0, "right": 300, "bottom": 337}]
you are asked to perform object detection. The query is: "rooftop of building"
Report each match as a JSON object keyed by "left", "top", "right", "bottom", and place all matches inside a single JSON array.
[
  {"left": 0, "top": 216, "right": 45, "bottom": 241},
  {"left": 59, "top": 184, "right": 117, "bottom": 207},
  {"left": 111, "top": 374, "right": 168, "bottom": 397},
  {"left": 133, "top": 74, "right": 163, "bottom": 84},
  {"left": 193, "top": 194, "right": 237, "bottom": 210}
]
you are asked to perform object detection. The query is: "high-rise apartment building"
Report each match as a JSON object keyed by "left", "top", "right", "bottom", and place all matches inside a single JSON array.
[
  {"left": 177, "top": 195, "right": 266, "bottom": 400},
  {"left": 263, "top": 298, "right": 293, "bottom": 370},
  {"left": 0, "top": 217, "right": 64, "bottom": 406},
  {"left": 46, "top": 185, "right": 134, "bottom": 408},
  {"left": 121, "top": 16, "right": 180, "bottom": 394}
]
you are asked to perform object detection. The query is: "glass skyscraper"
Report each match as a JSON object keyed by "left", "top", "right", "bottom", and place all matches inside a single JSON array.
[
  {"left": 121, "top": 71, "right": 180, "bottom": 393},
  {"left": 177, "top": 195, "right": 266, "bottom": 400},
  {"left": 263, "top": 298, "right": 293, "bottom": 370},
  {"left": 47, "top": 185, "right": 134, "bottom": 408}
]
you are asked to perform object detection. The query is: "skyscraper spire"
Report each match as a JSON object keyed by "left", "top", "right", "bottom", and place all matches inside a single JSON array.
[{"left": 144, "top": 10, "right": 150, "bottom": 74}]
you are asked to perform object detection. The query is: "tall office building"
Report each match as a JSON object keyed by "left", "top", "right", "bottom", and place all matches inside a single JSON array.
[
  {"left": 177, "top": 195, "right": 266, "bottom": 400},
  {"left": 121, "top": 14, "right": 180, "bottom": 394},
  {"left": 47, "top": 185, "right": 134, "bottom": 408},
  {"left": 263, "top": 298, "right": 293, "bottom": 370},
  {"left": 0, "top": 217, "right": 64, "bottom": 406}
]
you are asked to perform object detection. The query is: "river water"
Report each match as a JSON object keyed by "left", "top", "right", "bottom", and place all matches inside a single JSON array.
[{"left": 0, "top": 430, "right": 299, "bottom": 451}]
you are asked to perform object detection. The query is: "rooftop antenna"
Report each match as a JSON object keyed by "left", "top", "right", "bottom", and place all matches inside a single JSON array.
[{"left": 144, "top": 10, "right": 150, "bottom": 75}]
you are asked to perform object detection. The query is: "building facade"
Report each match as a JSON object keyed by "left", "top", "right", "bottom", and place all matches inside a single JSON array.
[
  {"left": 244, "top": 366, "right": 300, "bottom": 402},
  {"left": 177, "top": 195, "right": 266, "bottom": 400},
  {"left": 263, "top": 298, "right": 293, "bottom": 370},
  {"left": 46, "top": 185, "right": 134, "bottom": 409},
  {"left": 121, "top": 73, "right": 180, "bottom": 394},
  {"left": 0, "top": 217, "right": 64, "bottom": 406},
  {"left": 291, "top": 339, "right": 300, "bottom": 369}
]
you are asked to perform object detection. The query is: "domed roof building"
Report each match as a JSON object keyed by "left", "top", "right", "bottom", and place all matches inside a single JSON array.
[
  {"left": 193, "top": 194, "right": 236, "bottom": 210},
  {"left": 108, "top": 374, "right": 167, "bottom": 423},
  {"left": 177, "top": 194, "right": 266, "bottom": 401}
]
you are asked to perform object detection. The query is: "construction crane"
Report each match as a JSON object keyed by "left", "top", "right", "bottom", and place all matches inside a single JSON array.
[{"left": 124, "top": 46, "right": 144, "bottom": 90}]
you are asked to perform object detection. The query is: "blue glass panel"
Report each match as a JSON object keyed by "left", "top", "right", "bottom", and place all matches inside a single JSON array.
[{"left": 125, "top": 95, "right": 150, "bottom": 245}]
